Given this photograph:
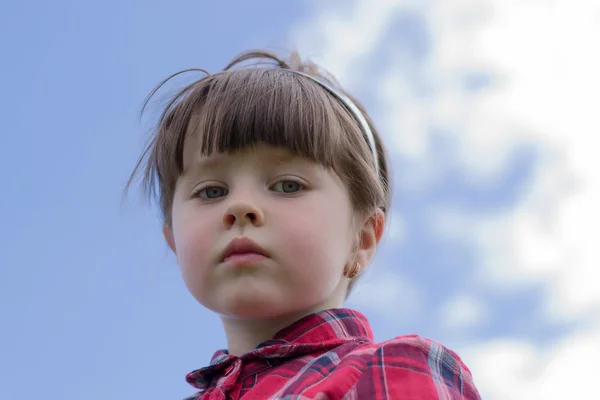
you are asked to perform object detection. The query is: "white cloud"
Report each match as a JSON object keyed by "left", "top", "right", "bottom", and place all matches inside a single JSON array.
[
  {"left": 462, "top": 320, "right": 600, "bottom": 400},
  {"left": 439, "top": 295, "right": 487, "bottom": 332},
  {"left": 290, "top": 0, "right": 410, "bottom": 87},
  {"left": 291, "top": 0, "right": 600, "bottom": 398},
  {"left": 426, "top": 0, "right": 600, "bottom": 321}
]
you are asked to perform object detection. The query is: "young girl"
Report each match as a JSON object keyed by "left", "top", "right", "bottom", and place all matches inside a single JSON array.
[{"left": 129, "top": 50, "right": 481, "bottom": 399}]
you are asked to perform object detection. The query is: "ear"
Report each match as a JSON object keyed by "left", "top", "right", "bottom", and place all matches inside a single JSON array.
[
  {"left": 163, "top": 224, "right": 177, "bottom": 253},
  {"left": 354, "top": 209, "right": 385, "bottom": 268}
]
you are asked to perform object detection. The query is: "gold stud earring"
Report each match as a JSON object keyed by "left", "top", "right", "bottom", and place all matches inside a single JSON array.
[{"left": 344, "top": 262, "right": 362, "bottom": 279}]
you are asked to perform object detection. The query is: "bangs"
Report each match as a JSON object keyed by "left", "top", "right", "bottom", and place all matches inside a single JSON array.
[{"left": 160, "top": 68, "right": 359, "bottom": 176}]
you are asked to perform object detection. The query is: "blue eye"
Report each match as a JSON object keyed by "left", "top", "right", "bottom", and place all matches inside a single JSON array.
[
  {"left": 197, "top": 186, "right": 228, "bottom": 199},
  {"left": 272, "top": 180, "right": 303, "bottom": 193}
]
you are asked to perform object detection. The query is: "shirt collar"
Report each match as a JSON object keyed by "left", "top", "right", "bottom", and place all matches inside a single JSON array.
[
  {"left": 267, "top": 308, "right": 373, "bottom": 345},
  {"left": 186, "top": 308, "right": 373, "bottom": 390}
]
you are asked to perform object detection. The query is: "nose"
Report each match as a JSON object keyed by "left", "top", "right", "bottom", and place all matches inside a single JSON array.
[{"left": 222, "top": 199, "right": 265, "bottom": 228}]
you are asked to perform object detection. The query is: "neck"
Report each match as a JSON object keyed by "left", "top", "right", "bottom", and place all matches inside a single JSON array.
[{"left": 220, "top": 303, "right": 343, "bottom": 356}]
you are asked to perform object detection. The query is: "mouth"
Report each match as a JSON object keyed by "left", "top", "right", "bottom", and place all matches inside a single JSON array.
[{"left": 220, "top": 237, "right": 270, "bottom": 266}]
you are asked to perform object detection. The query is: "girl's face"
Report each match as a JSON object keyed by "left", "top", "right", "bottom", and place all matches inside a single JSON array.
[{"left": 165, "top": 143, "right": 359, "bottom": 319}]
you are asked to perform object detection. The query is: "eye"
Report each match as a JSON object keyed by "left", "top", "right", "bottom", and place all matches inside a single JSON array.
[
  {"left": 196, "top": 186, "right": 228, "bottom": 199},
  {"left": 271, "top": 180, "right": 303, "bottom": 193}
]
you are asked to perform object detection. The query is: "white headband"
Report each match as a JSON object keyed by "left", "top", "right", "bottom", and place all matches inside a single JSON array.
[{"left": 286, "top": 70, "right": 379, "bottom": 175}]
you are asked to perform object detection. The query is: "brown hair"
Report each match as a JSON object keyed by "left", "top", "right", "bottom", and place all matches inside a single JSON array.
[{"left": 127, "top": 50, "right": 391, "bottom": 228}]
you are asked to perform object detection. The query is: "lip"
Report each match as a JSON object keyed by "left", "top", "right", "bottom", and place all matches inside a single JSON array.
[{"left": 220, "top": 237, "right": 270, "bottom": 265}]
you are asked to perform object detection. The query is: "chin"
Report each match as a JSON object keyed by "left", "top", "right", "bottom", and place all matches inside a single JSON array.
[
  {"left": 214, "top": 292, "right": 309, "bottom": 320},
  {"left": 222, "top": 297, "right": 285, "bottom": 319}
]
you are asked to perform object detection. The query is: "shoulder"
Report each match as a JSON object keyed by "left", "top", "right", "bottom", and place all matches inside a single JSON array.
[{"left": 349, "top": 335, "right": 481, "bottom": 400}]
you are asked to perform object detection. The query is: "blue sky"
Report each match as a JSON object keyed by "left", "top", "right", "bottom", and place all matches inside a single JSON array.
[{"left": 2, "top": 1, "right": 598, "bottom": 399}]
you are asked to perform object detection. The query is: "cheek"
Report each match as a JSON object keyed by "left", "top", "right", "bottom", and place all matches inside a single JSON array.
[
  {"left": 171, "top": 208, "right": 216, "bottom": 289},
  {"left": 275, "top": 202, "right": 353, "bottom": 278}
]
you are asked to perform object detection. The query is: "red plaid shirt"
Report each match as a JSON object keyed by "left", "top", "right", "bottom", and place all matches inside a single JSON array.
[{"left": 184, "top": 309, "right": 481, "bottom": 399}]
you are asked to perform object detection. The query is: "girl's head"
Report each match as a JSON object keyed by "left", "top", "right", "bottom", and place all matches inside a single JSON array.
[{"left": 129, "top": 50, "right": 391, "bottom": 319}]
